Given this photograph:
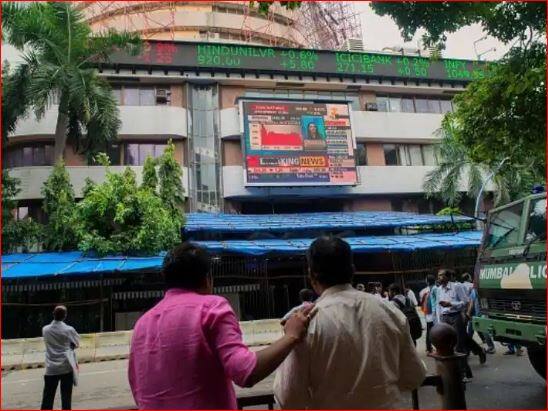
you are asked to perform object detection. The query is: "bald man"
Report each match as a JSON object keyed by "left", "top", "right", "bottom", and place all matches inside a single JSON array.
[{"left": 41, "top": 306, "right": 80, "bottom": 410}]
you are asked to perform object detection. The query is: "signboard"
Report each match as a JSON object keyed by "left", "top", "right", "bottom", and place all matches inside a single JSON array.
[
  {"left": 240, "top": 101, "right": 358, "bottom": 186},
  {"left": 107, "top": 41, "right": 489, "bottom": 82},
  {"left": 479, "top": 261, "right": 547, "bottom": 289}
]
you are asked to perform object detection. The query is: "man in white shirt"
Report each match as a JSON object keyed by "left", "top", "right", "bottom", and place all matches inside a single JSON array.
[
  {"left": 41, "top": 306, "right": 80, "bottom": 410},
  {"left": 437, "top": 269, "right": 477, "bottom": 379},
  {"left": 419, "top": 275, "right": 436, "bottom": 353},
  {"left": 460, "top": 273, "right": 473, "bottom": 297},
  {"left": 274, "top": 236, "right": 426, "bottom": 409}
]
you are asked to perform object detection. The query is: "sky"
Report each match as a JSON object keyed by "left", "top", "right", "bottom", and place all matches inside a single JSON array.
[{"left": 355, "top": 2, "right": 510, "bottom": 60}]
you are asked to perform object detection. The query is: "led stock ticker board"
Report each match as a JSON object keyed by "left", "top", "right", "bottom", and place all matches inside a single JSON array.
[
  {"left": 108, "top": 41, "right": 489, "bottom": 82},
  {"left": 240, "top": 101, "right": 358, "bottom": 186}
]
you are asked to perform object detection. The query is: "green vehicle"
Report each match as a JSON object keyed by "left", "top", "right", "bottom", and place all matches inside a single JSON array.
[{"left": 473, "top": 192, "right": 546, "bottom": 379}]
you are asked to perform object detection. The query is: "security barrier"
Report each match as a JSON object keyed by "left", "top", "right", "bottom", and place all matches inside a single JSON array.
[{"left": 1, "top": 319, "right": 282, "bottom": 370}]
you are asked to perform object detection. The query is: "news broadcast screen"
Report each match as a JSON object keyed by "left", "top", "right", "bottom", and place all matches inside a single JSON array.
[{"left": 240, "top": 101, "right": 358, "bottom": 186}]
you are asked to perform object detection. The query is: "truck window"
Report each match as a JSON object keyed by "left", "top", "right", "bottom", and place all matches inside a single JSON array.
[
  {"left": 485, "top": 202, "right": 523, "bottom": 249},
  {"left": 525, "top": 198, "right": 546, "bottom": 243}
]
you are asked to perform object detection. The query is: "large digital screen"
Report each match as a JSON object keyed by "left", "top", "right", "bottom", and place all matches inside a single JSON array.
[
  {"left": 240, "top": 101, "right": 358, "bottom": 186},
  {"left": 107, "top": 41, "right": 489, "bottom": 82}
]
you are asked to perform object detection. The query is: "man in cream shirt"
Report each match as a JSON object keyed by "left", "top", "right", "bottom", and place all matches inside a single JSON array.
[{"left": 274, "top": 236, "right": 426, "bottom": 409}]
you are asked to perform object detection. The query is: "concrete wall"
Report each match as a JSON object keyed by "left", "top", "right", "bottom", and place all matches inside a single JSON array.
[
  {"left": 222, "top": 165, "right": 471, "bottom": 199},
  {"left": 219, "top": 107, "right": 444, "bottom": 143},
  {"left": 9, "top": 166, "right": 190, "bottom": 200},
  {"left": 11, "top": 106, "right": 188, "bottom": 140}
]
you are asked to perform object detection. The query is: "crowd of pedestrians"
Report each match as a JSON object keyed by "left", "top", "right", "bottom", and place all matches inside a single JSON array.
[{"left": 39, "top": 236, "right": 510, "bottom": 410}]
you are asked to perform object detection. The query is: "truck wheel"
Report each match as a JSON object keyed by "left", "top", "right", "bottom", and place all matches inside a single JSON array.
[{"left": 527, "top": 345, "right": 546, "bottom": 379}]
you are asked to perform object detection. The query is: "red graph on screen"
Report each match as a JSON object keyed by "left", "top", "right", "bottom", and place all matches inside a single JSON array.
[{"left": 260, "top": 125, "right": 302, "bottom": 147}]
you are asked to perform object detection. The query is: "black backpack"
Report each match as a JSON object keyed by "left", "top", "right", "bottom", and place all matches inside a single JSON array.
[{"left": 394, "top": 297, "right": 423, "bottom": 341}]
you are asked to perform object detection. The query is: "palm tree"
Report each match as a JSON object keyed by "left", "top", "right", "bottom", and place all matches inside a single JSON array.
[
  {"left": 423, "top": 122, "right": 535, "bottom": 209},
  {"left": 2, "top": 2, "right": 141, "bottom": 160}
]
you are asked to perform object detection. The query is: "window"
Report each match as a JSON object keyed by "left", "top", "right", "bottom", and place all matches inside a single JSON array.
[
  {"left": 6, "top": 144, "right": 54, "bottom": 168},
  {"left": 383, "top": 144, "right": 438, "bottom": 166},
  {"left": 124, "top": 88, "right": 140, "bottom": 105},
  {"left": 388, "top": 97, "right": 401, "bottom": 112},
  {"left": 401, "top": 97, "right": 415, "bottom": 113},
  {"left": 124, "top": 143, "right": 167, "bottom": 165},
  {"left": 383, "top": 144, "right": 398, "bottom": 165},
  {"left": 139, "top": 88, "right": 156, "bottom": 106},
  {"left": 525, "top": 197, "right": 546, "bottom": 243},
  {"left": 376, "top": 96, "right": 389, "bottom": 112},
  {"left": 485, "top": 203, "right": 524, "bottom": 249},
  {"left": 355, "top": 143, "right": 367, "bottom": 166},
  {"left": 244, "top": 89, "right": 361, "bottom": 110},
  {"left": 112, "top": 87, "right": 122, "bottom": 104},
  {"left": 408, "top": 145, "right": 423, "bottom": 166},
  {"left": 440, "top": 99, "right": 453, "bottom": 114},
  {"left": 422, "top": 145, "right": 437, "bottom": 166},
  {"left": 376, "top": 94, "right": 454, "bottom": 114}
]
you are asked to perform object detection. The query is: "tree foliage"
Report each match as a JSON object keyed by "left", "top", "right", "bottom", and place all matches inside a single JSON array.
[
  {"left": 41, "top": 160, "right": 79, "bottom": 250},
  {"left": 251, "top": 1, "right": 301, "bottom": 15},
  {"left": 158, "top": 141, "right": 185, "bottom": 224},
  {"left": 447, "top": 43, "right": 546, "bottom": 178},
  {"left": 2, "top": 2, "right": 141, "bottom": 160},
  {"left": 371, "top": 2, "right": 546, "bottom": 48},
  {"left": 424, "top": 125, "right": 538, "bottom": 208},
  {"left": 141, "top": 156, "right": 158, "bottom": 192},
  {"left": 373, "top": 2, "right": 546, "bottom": 202},
  {"left": 2, "top": 170, "right": 43, "bottom": 252},
  {"left": 76, "top": 166, "right": 181, "bottom": 256}
]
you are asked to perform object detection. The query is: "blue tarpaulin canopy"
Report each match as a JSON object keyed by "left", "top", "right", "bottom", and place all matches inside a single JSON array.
[
  {"left": 183, "top": 211, "right": 471, "bottom": 234},
  {"left": 1, "top": 231, "right": 482, "bottom": 280}
]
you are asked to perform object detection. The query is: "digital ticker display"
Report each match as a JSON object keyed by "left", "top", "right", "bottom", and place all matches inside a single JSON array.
[
  {"left": 240, "top": 101, "right": 358, "bottom": 186},
  {"left": 107, "top": 41, "right": 489, "bottom": 82}
]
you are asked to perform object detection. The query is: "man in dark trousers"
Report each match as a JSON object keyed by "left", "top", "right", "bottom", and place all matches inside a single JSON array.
[
  {"left": 437, "top": 269, "right": 485, "bottom": 380},
  {"left": 41, "top": 306, "right": 80, "bottom": 410}
]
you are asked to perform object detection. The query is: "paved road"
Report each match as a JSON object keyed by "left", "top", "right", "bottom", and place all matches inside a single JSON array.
[{"left": 2, "top": 341, "right": 545, "bottom": 410}]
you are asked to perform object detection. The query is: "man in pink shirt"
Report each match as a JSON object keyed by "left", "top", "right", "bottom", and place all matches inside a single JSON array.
[{"left": 128, "top": 242, "right": 314, "bottom": 410}]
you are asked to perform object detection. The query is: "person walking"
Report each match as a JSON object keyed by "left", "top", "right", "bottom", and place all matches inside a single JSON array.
[
  {"left": 437, "top": 269, "right": 485, "bottom": 380},
  {"left": 419, "top": 275, "right": 436, "bottom": 354},
  {"left": 467, "top": 287, "right": 496, "bottom": 354},
  {"left": 274, "top": 237, "right": 426, "bottom": 409},
  {"left": 41, "top": 306, "right": 80, "bottom": 410},
  {"left": 128, "top": 242, "right": 315, "bottom": 410}
]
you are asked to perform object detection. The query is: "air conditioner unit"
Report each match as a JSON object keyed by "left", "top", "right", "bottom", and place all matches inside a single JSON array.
[
  {"left": 365, "top": 102, "right": 378, "bottom": 111},
  {"left": 155, "top": 88, "right": 170, "bottom": 104}
]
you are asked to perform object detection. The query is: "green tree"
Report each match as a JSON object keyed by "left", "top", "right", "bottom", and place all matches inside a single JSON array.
[
  {"left": 2, "top": 170, "right": 43, "bottom": 252},
  {"left": 76, "top": 167, "right": 180, "bottom": 256},
  {"left": 41, "top": 160, "right": 79, "bottom": 250},
  {"left": 251, "top": 1, "right": 301, "bottom": 14},
  {"left": 2, "top": 2, "right": 141, "bottom": 161},
  {"left": 424, "top": 125, "right": 537, "bottom": 208},
  {"left": 141, "top": 156, "right": 158, "bottom": 192},
  {"left": 2, "top": 62, "right": 31, "bottom": 151},
  {"left": 158, "top": 141, "right": 185, "bottom": 223},
  {"left": 372, "top": 2, "right": 546, "bottom": 200}
]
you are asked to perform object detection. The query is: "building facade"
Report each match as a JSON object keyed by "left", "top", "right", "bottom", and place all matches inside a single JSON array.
[{"left": 4, "top": 39, "right": 490, "bottom": 220}]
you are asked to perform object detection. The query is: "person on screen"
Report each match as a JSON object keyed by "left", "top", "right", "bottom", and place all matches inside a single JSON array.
[{"left": 307, "top": 122, "right": 322, "bottom": 140}]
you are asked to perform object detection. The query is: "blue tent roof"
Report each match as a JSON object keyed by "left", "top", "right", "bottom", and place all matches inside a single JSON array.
[
  {"left": 1, "top": 231, "right": 481, "bottom": 280},
  {"left": 194, "top": 231, "right": 482, "bottom": 256},
  {"left": 183, "top": 211, "right": 472, "bottom": 234},
  {"left": 2, "top": 253, "right": 165, "bottom": 279}
]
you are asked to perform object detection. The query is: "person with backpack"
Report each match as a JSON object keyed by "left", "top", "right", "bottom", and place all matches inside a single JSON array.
[
  {"left": 388, "top": 283, "right": 423, "bottom": 346},
  {"left": 419, "top": 275, "right": 437, "bottom": 353}
]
